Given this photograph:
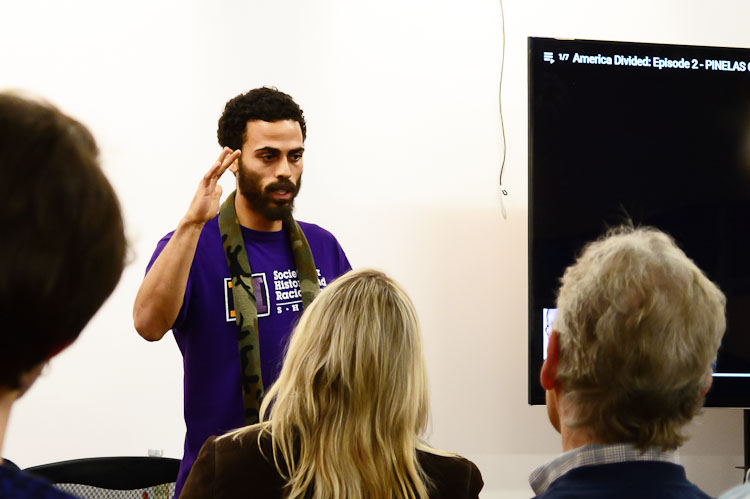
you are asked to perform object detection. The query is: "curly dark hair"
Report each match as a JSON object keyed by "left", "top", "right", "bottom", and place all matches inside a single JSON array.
[
  {"left": 0, "top": 94, "right": 126, "bottom": 389},
  {"left": 217, "top": 87, "right": 307, "bottom": 150}
]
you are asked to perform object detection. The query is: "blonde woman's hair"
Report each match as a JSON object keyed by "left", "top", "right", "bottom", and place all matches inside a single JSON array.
[
  {"left": 246, "top": 268, "right": 432, "bottom": 499},
  {"left": 553, "top": 225, "right": 726, "bottom": 450}
]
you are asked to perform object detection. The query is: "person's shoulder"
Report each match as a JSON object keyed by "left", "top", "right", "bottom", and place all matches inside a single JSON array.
[
  {"left": 295, "top": 220, "right": 351, "bottom": 275},
  {"left": 719, "top": 483, "right": 750, "bottom": 499},
  {"left": 211, "top": 427, "right": 274, "bottom": 465},
  {"left": 418, "top": 450, "right": 483, "bottom": 498},
  {"left": 207, "top": 427, "right": 286, "bottom": 495},
  {"left": 296, "top": 220, "right": 339, "bottom": 240},
  {"left": 0, "top": 466, "right": 74, "bottom": 498},
  {"left": 536, "top": 461, "right": 710, "bottom": 499},
  {"left": 418, "top": 450, "right": 480, "bottom": 475}
]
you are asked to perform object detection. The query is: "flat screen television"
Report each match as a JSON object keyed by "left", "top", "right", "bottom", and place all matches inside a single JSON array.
[{"left": 528, "top": 37, "right": 750, "bottom": 407}]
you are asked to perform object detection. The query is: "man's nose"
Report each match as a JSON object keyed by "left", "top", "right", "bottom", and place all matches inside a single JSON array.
[{"left": 276, "top": 157, "right": 292, "bottom": 178}]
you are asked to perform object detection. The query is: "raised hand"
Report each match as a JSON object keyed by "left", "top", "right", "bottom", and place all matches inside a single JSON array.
[{"left": 183, "top": 147, "right": 241, "bottom": 226}]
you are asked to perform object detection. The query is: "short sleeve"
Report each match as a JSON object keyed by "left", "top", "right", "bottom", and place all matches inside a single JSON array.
[{"left": 333, "top": 237, "right": 352, "bottom": 277}]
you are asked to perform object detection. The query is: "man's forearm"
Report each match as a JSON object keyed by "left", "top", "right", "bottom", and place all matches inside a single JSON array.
[
  {"left": 134, "top": 147, "right": 239, "bottom": 341},
  {"left": 133, "top": 218, "right": 205, "bottom": 341}
]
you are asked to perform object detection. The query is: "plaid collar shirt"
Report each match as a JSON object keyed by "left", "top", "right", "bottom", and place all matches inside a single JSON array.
[{"left": 529, "top": 443, "right": 680, "bottom": 495}]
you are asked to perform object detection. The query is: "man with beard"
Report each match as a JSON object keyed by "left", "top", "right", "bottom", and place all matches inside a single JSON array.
[{"left": 133, "top": 87, "right": 350, "bottom": 496}]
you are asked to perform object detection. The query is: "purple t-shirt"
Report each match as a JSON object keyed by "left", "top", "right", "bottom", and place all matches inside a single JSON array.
[{"left": 145, "top": 216, "right": 350, "bottom": 496}]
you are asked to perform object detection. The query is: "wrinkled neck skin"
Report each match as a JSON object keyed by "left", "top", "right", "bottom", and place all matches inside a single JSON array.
[
  {"left": 560, "top": 421, "right": 603, "bottom": 452},
  {"left": 550, "top": 388, "right": 604, "bottom": 452}
]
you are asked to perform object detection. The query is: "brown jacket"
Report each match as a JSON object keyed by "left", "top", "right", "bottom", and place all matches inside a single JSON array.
[{"left": 181, "top": 429, "right": 483, "bottom": 498}]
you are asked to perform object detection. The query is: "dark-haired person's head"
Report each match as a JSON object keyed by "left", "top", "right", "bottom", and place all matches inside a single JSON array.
[
  {"left": 0, "top": 93, "right": 126, "bottom": 394},
  {"left": 217, "top": 87, "right": 306, "bottom": 150},
  {"left": 218, "top": 87, "right": 306, "bottom": 224}
]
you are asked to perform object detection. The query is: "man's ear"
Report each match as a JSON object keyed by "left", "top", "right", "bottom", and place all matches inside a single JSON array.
[
  {"left": 229, "top": 152, "right": 240, "bottom": 176},
  {"left": 700, "top": 371, "right": 713, "bottom": 397},
  {"left": 540, "top": 329, "right": 560, "bottom": 390}
]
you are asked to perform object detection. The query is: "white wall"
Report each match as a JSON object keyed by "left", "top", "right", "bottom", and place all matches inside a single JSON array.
[{"left": 1, "top": 1, "right": 746, "bottom": 497}]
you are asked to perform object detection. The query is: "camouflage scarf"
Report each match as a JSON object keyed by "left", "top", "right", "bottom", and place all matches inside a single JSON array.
[{"left": 218, "top": 190, "right": 319, "bottom": 425}]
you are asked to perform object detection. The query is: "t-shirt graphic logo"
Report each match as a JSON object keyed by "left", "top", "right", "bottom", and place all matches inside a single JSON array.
[{"left": 223, "top": 273, "right": 270, "bottom": 322}]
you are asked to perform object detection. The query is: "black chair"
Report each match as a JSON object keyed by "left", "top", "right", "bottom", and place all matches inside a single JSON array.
[{"left": 24, "top": 456, "right": 180, "bottom": 498}]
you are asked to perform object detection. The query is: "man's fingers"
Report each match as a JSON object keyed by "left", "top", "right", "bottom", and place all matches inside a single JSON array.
[
  {"left": 203, "top": 148, "right": 240, "bottom": 186},
  {"left": 202, "top": 149, "right": 229, "bottom": 183},
  {"left": 219, "top": 149, "right": 241, "bottom": 172}
]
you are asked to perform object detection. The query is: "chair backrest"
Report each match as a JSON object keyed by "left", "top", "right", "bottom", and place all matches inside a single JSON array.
[{"left": 24, "top": 456, "right": 180, "bottom": 498}]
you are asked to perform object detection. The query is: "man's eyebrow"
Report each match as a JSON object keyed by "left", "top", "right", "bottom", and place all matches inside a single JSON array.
[
  {"left": 254, "top": 147, "right": 280, "bottom": 154},
  {"left": 290, "top": 147, "right": 305, "bottom": 154}
]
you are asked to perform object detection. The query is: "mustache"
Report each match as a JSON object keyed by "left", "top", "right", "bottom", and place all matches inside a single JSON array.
[{"left": 265, "top": 178, "right": 298, "bottom": 194}]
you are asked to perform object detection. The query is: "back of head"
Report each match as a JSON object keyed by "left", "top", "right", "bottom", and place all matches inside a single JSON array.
[
  {"left": 0, "top": 93, "right": 126, "bottom": 390},
  {"left": 217, "top": 86, "right": 307, "bottom": 150},
  {"left": 554, "top": 225, "right": 726, "bottom": 450},
  {"left": 260, "top": 268, "right": 430, "bottom": 499}
]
